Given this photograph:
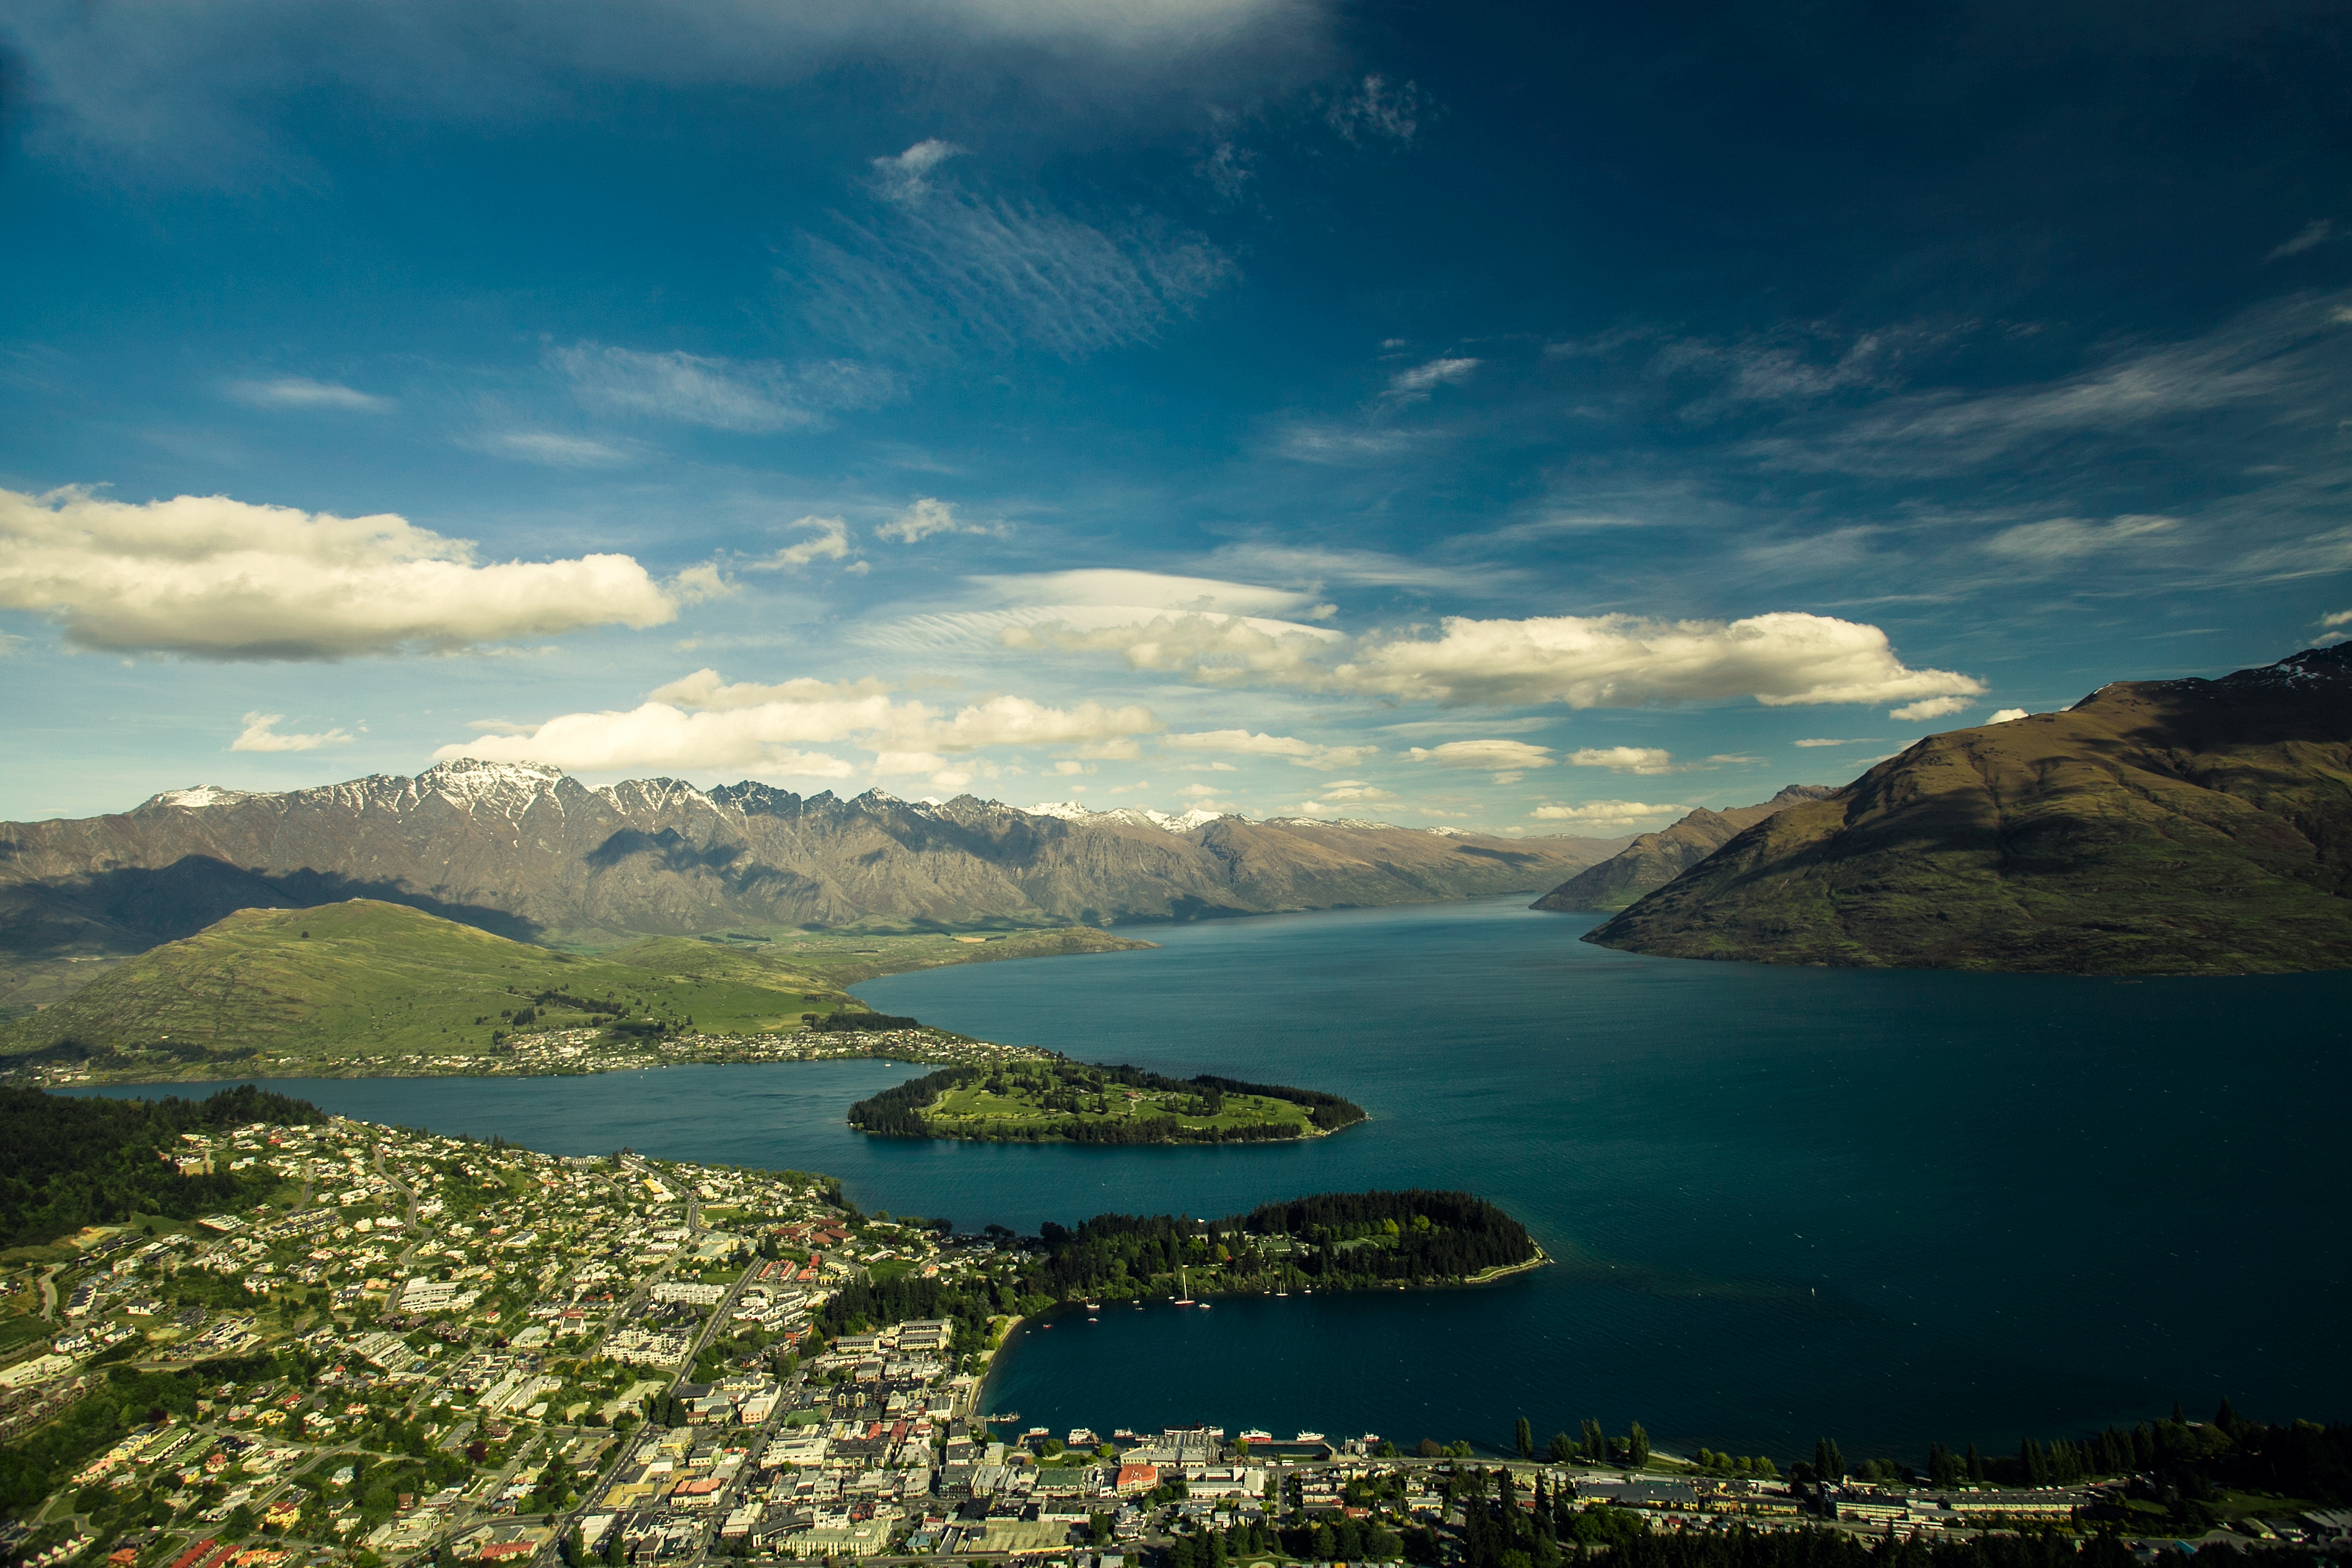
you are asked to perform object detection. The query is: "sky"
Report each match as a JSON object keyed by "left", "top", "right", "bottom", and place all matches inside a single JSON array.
[{"left": 2, "top": 0, "right": 2348, "bottom": 832}]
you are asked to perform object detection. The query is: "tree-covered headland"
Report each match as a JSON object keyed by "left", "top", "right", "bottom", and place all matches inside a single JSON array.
[{"left": 847, "top": 1057, "right": 1366, "bottom": 1144}]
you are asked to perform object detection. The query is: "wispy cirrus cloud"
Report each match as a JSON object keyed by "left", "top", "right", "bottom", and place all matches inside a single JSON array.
[
  {"left": 551, "top": 343, "right": 896, "bottom": 432},
  {"left": 803, "top": 144, "right": 1237, "bottom": 362},
  {"left": 225, "top": 377, "right": 392, "bottom": 412}
]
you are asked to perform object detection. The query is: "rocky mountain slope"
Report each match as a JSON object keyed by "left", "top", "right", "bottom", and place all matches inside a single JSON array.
[
  {"left": 1529, "top": 786, "right": 1836, "bottom": 911},
  {"left": 0, "top": 764, "right": 1620, "bottom": 992},
  {"left": 1584, "top": 647, "right": 2352, "bottom": 975}
]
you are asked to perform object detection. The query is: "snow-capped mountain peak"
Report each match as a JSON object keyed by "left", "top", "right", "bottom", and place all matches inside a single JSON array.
[{"left": 138, "top": 785, "right": 257, "bottom": 811}]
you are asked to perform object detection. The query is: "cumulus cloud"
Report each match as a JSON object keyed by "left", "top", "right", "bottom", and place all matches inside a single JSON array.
[
  {"left": 1382, "top": 356, "right": 1479, "bottom": 403},
  {"left": 1984, "top": 513, "right": 2178, "bottom": 562},
  {"left": 0, "top": 485, "right": 677, "bottom": 660},
  {"left": 1286, "top": 779, "right": 1398, "bottom": 814},
  {"left": 749, "top": 516, "right": 856, "bottom": 571},
  {"left": 1566, "top": 745, "right": 1675, "bottom": 775},
  {"left": 1338, "top": 612, "right": 1984, "bottom": 709},
  {"left": 1986, "top": 708, "right": 2030, "bottom": 724},
  {"left": 1164, "top": 729, "right": 1374, "bottom": 769},
  {"left": 2321, "top": 609, "right": 2352, "bottom": 628},
  {"left": 1530, "top": 800, "right": 1688, "bottom": 828},
  {"left": 230, "top": 711, "right": 351, "bottom": 751},
  {"left": 1003, "top": 602, "right": 1981, "bottom": 712},
  {"left": 1890, "top": 696, "right": 1972, "bottom": 721},
  {"left": 438, "top": 667, "right": 1157, "bottom": 775},
  {"left": 1406, "top": 738, "right": 1554, "bottom": 783},
  {"left": 225, "top": 377, "right": 390, "bottom": 412},
  {"left": 552, "top": 343, "right": 895, "bottom": 432}
]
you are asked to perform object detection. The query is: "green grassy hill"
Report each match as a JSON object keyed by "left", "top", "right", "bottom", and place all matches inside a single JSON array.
[{"left": 0, "top": 900, "right": 849, "bottom": 1072}]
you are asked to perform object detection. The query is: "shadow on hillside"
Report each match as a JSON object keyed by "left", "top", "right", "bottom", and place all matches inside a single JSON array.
[{"left": 0, "top": 855, "right": 544, "bottom": 959}]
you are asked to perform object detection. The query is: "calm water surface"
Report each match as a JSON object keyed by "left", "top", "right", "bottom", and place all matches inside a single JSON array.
[{"left": 86, "top": 899, "right": 2348, "bottom": 1465}]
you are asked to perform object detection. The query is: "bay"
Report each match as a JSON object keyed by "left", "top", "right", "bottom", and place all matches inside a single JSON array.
[{"left": 79, "top": 898, "right": 2350, "bottom": 1466}]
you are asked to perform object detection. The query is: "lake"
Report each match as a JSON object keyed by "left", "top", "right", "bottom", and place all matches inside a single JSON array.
[{"left": 81, "top": 897, "right": 2350, "bottom": 1466}]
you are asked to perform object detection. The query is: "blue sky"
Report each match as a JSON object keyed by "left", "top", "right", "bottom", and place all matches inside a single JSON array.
[{"left": 3, "top": 0, "right": 2348, "bottom": 830}]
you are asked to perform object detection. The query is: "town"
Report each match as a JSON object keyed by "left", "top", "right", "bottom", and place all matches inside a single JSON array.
[{"left": 4, "top": 1113, "right": 2343, "bottom": 1568}]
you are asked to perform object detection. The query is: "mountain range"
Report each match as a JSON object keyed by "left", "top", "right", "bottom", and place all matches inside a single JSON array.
[
  {"left": 1585, "top": 646, "right": 2352, "bottom": 976},
  {"left": 0, "top": 763, "right": 1623, "bottom": 1006},
  {"left": 1529, "top": 786, "right": 1837, "bottom": 912}
]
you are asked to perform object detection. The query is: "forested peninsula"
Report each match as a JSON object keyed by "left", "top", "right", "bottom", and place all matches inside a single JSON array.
[
  {"left": 817, "top": 1189, "right": 1544, "bottom": 1340},
  {"left": 846, "top": 1057, "right": 1367, "bottom": 1145}
]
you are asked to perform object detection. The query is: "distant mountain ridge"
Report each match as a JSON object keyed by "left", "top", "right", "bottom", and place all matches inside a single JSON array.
[
  {"left": 1585, "top": 646, "right": 2352, "bottom": 976},
  {"left": 1529, "top": 786, "right": 1837, "bottom": 911},
  {"left": 0, "top": 763, "right": 1623, "bottom": 985}
]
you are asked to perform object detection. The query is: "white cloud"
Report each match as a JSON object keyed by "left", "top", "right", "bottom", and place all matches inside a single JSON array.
[
  {"left": 2266, "top": 219, "right": 2333, "bottom": 261},
  {"left": 1205, "top": 541, "right": 1512, "bottom": 595},
  {"left": 2317, "top": 609, "right": 2352, "bottom": 628},
  {"left": 1890, "top": 696, "right": 1972, "bottom": 721},
  {"left": 1164, "top": 729, "right": 1374, "bottom": 769},
  {"left": 1566, "top": 745, "right": 1675, "bottom": 775},
  {"left": 871, "top": 138, "right": 965, "bottom": 201},
  {"left": 973, "top": 568, "right": 1321, "bottom": 616},
  {"left": 1338, "top": 611, "right": 1984, "bottom": 709},
  {"left": 225, "top": 377, "right": 391, "bottom": 412},
  {"left": 749, "top": 516, "right": 856, "bottom": 571},
  {"left": 669, "top": 563, "right": 733, "bottom": 605},
  {"left": 230, "top": 711, "right": 351, "bottom": 751},
  {"left": 552, "top": 343, "right": 895, "bottom": 432},
  {"left": 1070, "top": 738, "right": 1143, "bottom": 760},
  {"left": 1382, "top": 356, "right": 1479, "bottom": 403},
  {"left": 0, "top": 484, "right": 677, "bottom": 660},
  {"left": 1984, "top": 514, "right": 2177, "bottom": 562},
  {"left": 1530, "top": 800, "right": 1689, "bottom": 829},
  {"left": 875, "top": 497, "right": 1002, "bottom": 543},
  {"left": 1986, "top": 708, "right": 2030, "bottom": 724},
  {"left": 1327, "top": 74, "right": 1424, "bottom": 144},
  {"left": 1286, "top": 779, "right": 1398, "bottom": 813},
  {"left": 1004, "top": 603, "right": 1982, "bottom": 712},
  {"left": 439, "top": 667, "right": 1158, "bottom": 774},
  {"left": 1792, "top": 736, "right": 1877, "bottom": 747},
  {"left": 1268, "top": 421, "right": 1428, "bottom": 464},
  {"left": 1406, "top": 739, "right": 1555, "bottom": 784},
  {"left": 1051, "top": 760, "right": 1088, "bottom": 776},
  {"left": 473, "top": 431, "right": 638, "bottom": 468}
]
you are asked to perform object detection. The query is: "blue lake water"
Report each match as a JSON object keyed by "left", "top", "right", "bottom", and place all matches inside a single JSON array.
[{"left": 81, "top": 898, "right": 2349, "bottom": 1466}]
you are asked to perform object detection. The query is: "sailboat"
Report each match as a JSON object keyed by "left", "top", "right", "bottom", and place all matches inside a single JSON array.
[{"left": 1173, "top": 1267, "right": 1196, "bottom": 1307}]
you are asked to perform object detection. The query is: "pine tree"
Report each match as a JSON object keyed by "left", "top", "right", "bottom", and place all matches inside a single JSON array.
[
  {"left": 1628, "top": 1422, "right": 1651, "bottom": 1469},
  {"left": 1549, "top": 1431, "right": 1573, "bottom": 1463},
  {"left": 1966, "top": 1442, "right": 1983, "bottom": 1483},
  {"left": 1517, "top": 1416, "right": 1535, "bottom": 1458}
]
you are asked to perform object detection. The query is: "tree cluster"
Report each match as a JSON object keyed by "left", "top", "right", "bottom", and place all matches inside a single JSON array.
[{"left": 0, "top": 1085, "right": 323, "bottom": 1246}]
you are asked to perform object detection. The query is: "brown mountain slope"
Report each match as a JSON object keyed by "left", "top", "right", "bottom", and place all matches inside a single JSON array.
[
  {"left": 1583, "top": 647, "right": 2352, "bottom": 976},
  {"left": 1529, "top": 786, "right": 1836, "bottom": 911},
  {"left": 0, "top": 766, "right": 1620, "bottom": 1003}
]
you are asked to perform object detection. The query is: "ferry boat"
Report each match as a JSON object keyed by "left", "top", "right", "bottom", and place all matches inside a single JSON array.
[{"left": 1294, "top": 1430, "right": 1326, "bottom": 1444}]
